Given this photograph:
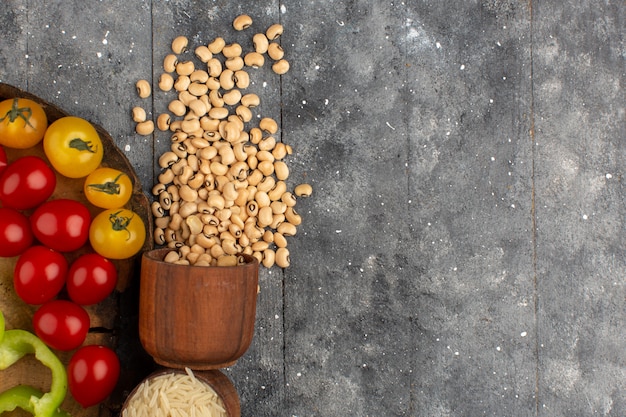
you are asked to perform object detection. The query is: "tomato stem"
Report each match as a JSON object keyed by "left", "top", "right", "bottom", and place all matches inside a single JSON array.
[
  {"left": 0, "top": 98, "right": 36, "bottom": 129},
  {"left": 69, "top": 138, "right": 98, "bottom": 153},
  {"left": 87, "top": 173, "right": 123, "bottom": 195}
]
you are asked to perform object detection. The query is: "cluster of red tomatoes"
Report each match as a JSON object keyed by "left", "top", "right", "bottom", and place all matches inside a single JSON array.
[{"left": 0, "top": 97, "right": 147, "bottom": 408}]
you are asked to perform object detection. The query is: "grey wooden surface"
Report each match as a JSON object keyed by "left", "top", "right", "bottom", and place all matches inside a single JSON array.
[{"left": 1, "top": 1, "right": 624, "bottom": 416}]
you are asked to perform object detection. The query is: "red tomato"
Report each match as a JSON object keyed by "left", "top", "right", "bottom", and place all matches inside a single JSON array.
[
  {"left": 68, "top": 345, "right": 120, "bottom": 408},
  {"left": 30, "top": 199, "right": 91, "bottom": 252},
  {"left": 33, "top": 300, "right": 90, "bottom": 351},
  {"left": 14, "top": 246, "right": 68, "bottom": 305},
  {"left": 0, "top": 207, "right": 33, "bottom": 257},
  {"left": 67, "top": 253, "right": 118, "bottom": 305},
  {"left": 0, "top": 145, "right": 7, "bottom": 176},
  {"left": 0, "top": 155, "right": 56, "bottom": 210}
]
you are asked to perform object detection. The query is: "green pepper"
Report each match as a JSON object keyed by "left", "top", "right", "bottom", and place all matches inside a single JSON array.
[{"left": 0, "top": 311, "right": 69, "bottom": 417}]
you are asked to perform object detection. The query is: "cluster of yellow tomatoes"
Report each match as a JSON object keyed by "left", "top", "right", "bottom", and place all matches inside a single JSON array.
[{"left": 0, "top": 97, "right": 146, "bottom": 260}]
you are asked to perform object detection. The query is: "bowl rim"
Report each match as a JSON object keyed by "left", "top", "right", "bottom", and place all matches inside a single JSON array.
[{"left": 143, "top": 247, "right": 258, "bottom": 269}]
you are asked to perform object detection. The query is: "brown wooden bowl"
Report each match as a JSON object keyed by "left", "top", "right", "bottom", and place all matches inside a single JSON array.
[
  {"left": 121, "top": 368, "right": 241, "bottom": 417},
  {"left": 138, "top": 248, "right": 259, "bottom": 370}
]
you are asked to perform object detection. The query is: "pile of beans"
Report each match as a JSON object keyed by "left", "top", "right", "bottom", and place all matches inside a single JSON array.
[{"left": 132, "top": 15, "right": 311, "bottom": 268}]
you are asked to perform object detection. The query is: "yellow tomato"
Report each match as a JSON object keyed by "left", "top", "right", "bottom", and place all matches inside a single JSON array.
[
  {"left": 43, "top": 116, "right": 103, "bottom": 178},
  {"left": 0, "top": 98, "right": 48, "bottom": 149},
  {"left": 89, "top": 208, "right": 146, "bottom": 259},
  {"left": 84, "top": 168, "right": 133, "bottom": 209}
]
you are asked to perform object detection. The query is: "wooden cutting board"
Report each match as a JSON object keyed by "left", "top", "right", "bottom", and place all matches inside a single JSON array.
[{"left": 0, "top": 83, "right": 153, "bottom": 417}]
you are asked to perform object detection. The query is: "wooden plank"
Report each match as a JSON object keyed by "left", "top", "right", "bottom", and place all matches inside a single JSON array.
[
  {"left": 404, "top": 2, "right": 538, "bottom": 415},
  {"left": 282, "top": 1, "right": 415, "bottom": 414},
  {"left": 148, "top": 2, "right": 286, "bottom": 416},
  {"left": 532, "top": 1, "right": 626, "bottom": 415}
]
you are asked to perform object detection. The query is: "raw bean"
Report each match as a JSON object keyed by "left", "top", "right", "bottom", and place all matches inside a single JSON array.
[
  {"left": 266, "top": 23, "right": 283, "bottom": 40},
  {"left": 164, "top": 250, "right": 180, "bottom": 263},
  {"left": 186, "top": 215, "right": 203, "bottom": 235},
  {"left": 152, "top": 183, "right": 167, "bottom": 196},
  {"left": 179, "top": 185, "right": 198, "bottom": 202},
  {"left": 258, "top": 160, "right": 274, "bottom": 176},
  {"left": 285, "top": 207, "right": 302, "bottom": 225},
  {"left": 255, "top": 191, "right": 271, "bottom": 208},
  {"left": 222, "top": 90, "right": 242, "bottom": 107},
  {"left": 188, "top": 99, "right": 207, "bottom": 117},
  {"left": 190, "top": 69, "right": 210, "bottom": 83},
  {"left": 272, "top": 59, "right": 290, "bottom": 75},
  {"left": 207, "top": 58, "right": 223, "bottom": 77},
  {"left": 274, "top": 232, "right": 287, "bottom": 248},
  {"left": 206, "top": 76, "right": 221, "bottom": 91},
  {"left": 132, "top": 106, "right": 147, "bottom": 123},
  {"left": 136, "top": 120, "right": 155, "bottom": 135},
  {"left": 219, "top": 69, "right": 236, "bottom": 90},
  {"left": 159, "top": 151, "right": 178, "bottom": 168},
  {"left": 259, "top": 117, "right": 278, "bottom": 134},
  {"left": 187, "top": 252, "right": 200, "bottom": 265},
  {"left": 208, "top": 107, "right": 229, "bottom": 119},
  {"left": 151, "top": 201, "right": 165, "bottom": 218},
  {"left": 281, "top": 192, "right": 297, "bottom": 207},
  {"left": 168, "top": 100, "right": 187, "bottom": 117},
  {"left": 195, "top": 45, "right": 212, "bottom": 62},
  {"left": 249, "top": 127, "right": 263, "bottom": 144},
  {"left": 233, "top": 14, "right": 253, "bottom": 31},
  {"left": 258, "top": 136, "right": 276, "bottom": 151},
  {"left": 277, "top": 221, "right": 297, "bottom": 236},
  {"left": 256, "top": 176, "right": 275, "bottom": 192},
  {"left": 178, "top": 202, "right": 198, "bottom": 218},
  {"left": 270, "top": 201, "right": 287, "bottom": 215},
  {"left": 275, "top": 247, "right": 290, "bottom": 268},
  {"left": 244, "top": 52, "right": 264, "bottom": 68},
  {"left": 170, "top": 143, "right": 188, "bottom": 160},
  {"left": 159, "top": 191, "right": 173, "bottom": 211},
  {"left": 217, "top": 254, "right": 238, "bottom": 266},
  {"left": 252, "top": 33, "right": 269, "bottom": 54},
  {"left": 136, "top": 79, "right": 151, "bottom": 98},
  {"left": 158, "top": 168, "right": 175, "bottom": 184},
  {"left": 241, "top": 93, "right": 260, "bottom": 108},
  {"left": 274, "top": 160, "right": 289, "bottom": 180},
  {"left": 158, "top": 73, "right": 174, "bottom": 92},
  {"left": 188, "top": 81, "right": 209, "bottom": 97},
  {"left": 155, "top": 216, "right": 171, "bottom": 230},
  {"left": 208, "top": 37, "right": 226, "bottom": 54},
  {"left": 262, "top": 248, "right": 275, "bottom": 268},
  {"left": 154, "top": 228, "right": 166, "bottom": 245},
  {"left": 163, "top": 54, "right": 178, "bottom": 73},
  {"left": 268, "top": 181, "right": 287, "bottom": 201},
  {"left": 176, "top": 61, "right": 195, "bottom": 76},
  {"left": 174, "top": 75, "right": 190, "bottom": 92},
  {"left": 225, "top": 56, "right": 244, "bottom": 71},
  {"left": 234, "top": 70, "right": 250, "bottom": 88},
  {"left": 178, "top": 90, "right": 196, "bottom": 106},
  {"left": 222, "top": 43, "right": 242, "bottom": 58},
  {"left": 267, "top": 43, "right": 284, "bottom": 60},
  {"left": 236, "top": 105, "right": 253, "bottom": 123},
  {"left": 169, "top": 213, "right": 183, "bottom": 231},
  {"left": 294, "top": 183, "right": 313, "bottom": 197},
  {"left": 257, "top": 206, "right": 273, "bottom": 227},
  {"left": 171, "top": 36, "right": 189, "bottom": 54},
  {"left": 257, "top": 150, "right": 275, "bottom": 162},
  {"left": 209, "top": 90, "right": 225, "bottom": 107},
  {"left": 270, "top": 213, "right": 285, "bottom": 230},
  {"left": 157, "top": 113, "right": 171, "bottom": 131}
]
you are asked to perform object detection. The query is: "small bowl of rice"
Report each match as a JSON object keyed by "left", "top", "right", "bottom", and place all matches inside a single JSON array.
[{"left": 121, "top": 368, "right": 240, "bottom": 417}]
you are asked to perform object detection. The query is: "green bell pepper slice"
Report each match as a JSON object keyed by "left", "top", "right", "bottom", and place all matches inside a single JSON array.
[{"left": 0, "top": 311, "right": 69, "bottom": 417}]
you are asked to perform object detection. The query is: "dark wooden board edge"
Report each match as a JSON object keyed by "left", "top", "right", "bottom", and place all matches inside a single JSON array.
[{"left": 0, "top": 82, "right": 155, "bottom": 416}]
